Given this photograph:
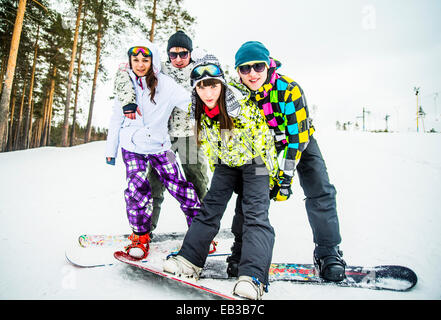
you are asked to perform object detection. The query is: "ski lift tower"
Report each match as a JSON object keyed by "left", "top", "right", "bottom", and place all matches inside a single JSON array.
[
  {"left": 356, "top": 107, "right": 370, "bottom": 131},
  {"left": 434, "top": 92, "right": 439, "bottom": 121},
  {"left": 414, "top": 87, "right": 420, "bottom": 132},
  {"left": 418, "top": 106, "right": 426, "bottom": 132},
  {"left": 384, "top": 114, "right": 390, "bottom": 132}
]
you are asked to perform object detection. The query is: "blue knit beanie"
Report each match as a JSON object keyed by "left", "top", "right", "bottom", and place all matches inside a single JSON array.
[{"left": 234, "top": 41, "right": 270, "bottom": 69}]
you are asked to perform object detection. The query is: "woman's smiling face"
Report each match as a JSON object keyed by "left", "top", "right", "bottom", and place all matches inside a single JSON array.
[{"left": 130, "top": 54, "right": 151, "bottom": 77}]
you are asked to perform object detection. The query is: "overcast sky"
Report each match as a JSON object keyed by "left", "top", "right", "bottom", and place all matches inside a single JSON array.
[{"left": 94, "top": 0, "right": 441, "bottom": 132}]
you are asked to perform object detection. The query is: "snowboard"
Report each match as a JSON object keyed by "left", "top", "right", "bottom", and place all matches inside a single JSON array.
[
  {"left": 68, "top": 229, "right": 417, "bottom": 293},
  {"left": 65, "top": 243, "right": 178, "bottom": 268},
  {"left": 201, "top": 260, "right": 417, "bottom": 292},
  {"left": 77, "top": 228, "right": 233, "bottom": 248},
  {"left": 114, "top": 251, "right": 240, "bottom": 300},
  {"left": 65, "top": 228, "right": 233, "bottom": 268},
  {"left": 113, "top": 251, "right": 416, "bottom": 301}
]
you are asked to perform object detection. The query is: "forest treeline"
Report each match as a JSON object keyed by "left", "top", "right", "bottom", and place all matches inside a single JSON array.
[{"left": 0, "top": 0, "right": 195, "bottom": 152}]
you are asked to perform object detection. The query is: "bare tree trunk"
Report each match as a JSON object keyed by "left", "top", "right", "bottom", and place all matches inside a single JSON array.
[
  {"left": 0, "top": 0, "right": 27, "bottom": 152},
  {"left": 6, "top": 83, "right": 17, "bottom": 151},
  {"left": 38, "top": 89, "right": 48, "bottom": 147},
  {"left": 41, "top": 66, "right": 56, "bottom": 146},
  {"left": 32, "top": 117, "right": 42, "bottom": 148},
  {"left": 84, "top": 0, "right": 103, "bottom": 143},
  {"left": 23, "top": 24, "right": 40, "bottom": 149},
  {"left": 46, "top": 67, "right": 56, "bottom": 146},
  {"left": 0, "top": 54, "right": 7, "bottom": 96},
  {"left": 28, "top": 99, "right": 34, "bottom": 147},
  {"left": 70, "top": 5, "right": 87, "bottom": 147},
  {"left": 40, "top": 90, "right": 49, "bottom": 146},
  {"left": 149, "top": 0, "right": 157, "bottom": 41},
  {"left": 61, "top": 0, "right": 83, "bottom": 147},
  {"left": 14, "top": 77, "right": 27, "bottom": 150}
]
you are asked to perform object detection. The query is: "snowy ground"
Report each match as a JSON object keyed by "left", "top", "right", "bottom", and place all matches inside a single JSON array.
[{"left": 0, "top": 130, "right": 440, "bottom": 300}]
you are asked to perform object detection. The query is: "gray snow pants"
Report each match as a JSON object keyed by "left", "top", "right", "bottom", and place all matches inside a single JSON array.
[
  {"left": 232, "top": 135, "right": 341, "bottom": 248},
  {"left": 178, "top": 161, "right": 275, "bottom": 285}
]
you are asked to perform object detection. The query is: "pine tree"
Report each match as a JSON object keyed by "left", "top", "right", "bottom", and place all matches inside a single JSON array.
[
  {"left": 84, "top": 0, "right": 138, "bottom": 143},
  {"left": 61, "top": 0, "right": 83, "bottom": 147},
  {"left": 0, "top": 0, "right": 27, "bottom": 152},
  {"left": 142, "top": 0, "right": 196, "bottom": 43}
]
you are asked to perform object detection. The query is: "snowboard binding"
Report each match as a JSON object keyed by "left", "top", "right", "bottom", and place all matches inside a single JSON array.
[{"left": 313, "top": 246, "right": 347, "bottom": 282}]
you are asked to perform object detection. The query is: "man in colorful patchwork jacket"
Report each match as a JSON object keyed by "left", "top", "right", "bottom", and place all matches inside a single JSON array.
[
  {"left": 229, "top": 41, "right": 346, "bottom": 282},
  {"left": 112, "top": 31, "right": 209, "bottom": 231}
]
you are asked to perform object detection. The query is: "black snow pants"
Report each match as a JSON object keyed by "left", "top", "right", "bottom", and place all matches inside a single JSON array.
[
  {"left": 178, "top": 161, "right": 275, "bottom": 285},
  {"left": 232, "top": 135, "right": 341, "bottom": 249}
]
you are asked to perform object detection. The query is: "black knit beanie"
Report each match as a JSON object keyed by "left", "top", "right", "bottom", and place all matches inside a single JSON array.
[{"left": 167, "top": 31, "right": 193, "bottom": 52}]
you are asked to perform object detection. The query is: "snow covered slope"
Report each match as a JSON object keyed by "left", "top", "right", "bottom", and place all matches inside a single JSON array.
[{"left": 0, "top": 131, "right": 440, "bottom": 299}]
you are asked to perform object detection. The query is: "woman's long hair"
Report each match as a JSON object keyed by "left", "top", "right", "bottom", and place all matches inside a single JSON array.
[
  {"left": 145, "top": 65, "right": 158, "bottom": 104},
  {"left": 194, "top": 78, "right": 234, "bottom": 145}
]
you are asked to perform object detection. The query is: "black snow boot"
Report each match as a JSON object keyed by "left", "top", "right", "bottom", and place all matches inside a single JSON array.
[
  {"left": 313, "top": 245, "right": 346, "bottom": 282},
  {"left": 226, "top": 239, "right": 242, "bottom": 277}
]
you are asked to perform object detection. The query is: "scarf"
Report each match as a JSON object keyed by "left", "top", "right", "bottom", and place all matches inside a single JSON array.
[
  {"left": 203, "top": 104, "right": 220, "bottom": 119},
  {"left": 135, "top": 75, "right": 144, "bottom": 90}
]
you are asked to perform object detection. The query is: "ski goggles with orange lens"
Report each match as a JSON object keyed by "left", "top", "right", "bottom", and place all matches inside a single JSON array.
[
  {"left": 237, "top": 62, "right": 267, "bottom": 75},
  {"left": 128, "top": 46, "right": 152, "bottom": 57},
  {"left": 190, "top": 64, "right": 223, "bottom": 81}
]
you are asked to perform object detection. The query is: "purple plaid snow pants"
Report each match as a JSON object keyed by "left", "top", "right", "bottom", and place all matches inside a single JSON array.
[{"left": 121, "top": 148, "right": 200, "bottom": 234}]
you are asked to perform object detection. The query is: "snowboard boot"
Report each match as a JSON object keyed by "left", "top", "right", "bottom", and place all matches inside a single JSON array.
[
  {"left": 125, "top": 233, "right": 151, "bottom": 260},
  {"left": 163, "top": 255, "right": 202, "bottom": 279},
  {"left": 313, "top": 245, "right": 346, "bottom": 282},
  {"left": 226, "top": 239, "right": 242, "bottom": 277},
  {"left": 233, "top": 276, "right": 265, "bottom": 300}
]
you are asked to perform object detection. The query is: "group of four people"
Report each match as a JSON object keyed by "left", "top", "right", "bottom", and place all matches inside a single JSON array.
[{"left": 105, "top": 31, "right": 345, "bottom": 300}]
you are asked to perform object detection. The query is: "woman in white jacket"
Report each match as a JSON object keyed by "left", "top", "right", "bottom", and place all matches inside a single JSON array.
[{"left": 105, "top": 39, "right": 200, "bottom": 260}]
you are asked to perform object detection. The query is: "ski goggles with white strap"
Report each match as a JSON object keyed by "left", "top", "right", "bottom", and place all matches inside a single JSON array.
[{"left": 190, "top": 63, "right": 223, "bottom": 82}]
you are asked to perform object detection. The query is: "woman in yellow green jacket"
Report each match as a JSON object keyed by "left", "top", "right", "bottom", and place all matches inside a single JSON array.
[{"left": 163, "top": 54, "right": 277, "bottom": 300}]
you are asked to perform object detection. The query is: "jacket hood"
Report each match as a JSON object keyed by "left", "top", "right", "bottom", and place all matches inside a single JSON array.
[{"left": 127, "top": 39, "right": 161, "bottom": 75}]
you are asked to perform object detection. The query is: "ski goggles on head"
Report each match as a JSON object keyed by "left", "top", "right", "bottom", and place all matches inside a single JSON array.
[
  {"left": 128, "top": 46, "right": 152, "bottom": 57},
  {"left": 237, "top": 62, "right": 267, "bottom": 75},
  {"left": 190, "top": 63, "right": 223, "bottom": 81},
  {"left": 168, "top": 51, "right": 189, "bottom": 60}
]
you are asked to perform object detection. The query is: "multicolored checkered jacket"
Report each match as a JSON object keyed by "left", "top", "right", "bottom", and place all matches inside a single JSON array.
[
  {"left": 253, "top": 58, "right": 315, "bottom": 178},
  {"left": 197, "top": 82, "right": 278, "bottom": 179}
]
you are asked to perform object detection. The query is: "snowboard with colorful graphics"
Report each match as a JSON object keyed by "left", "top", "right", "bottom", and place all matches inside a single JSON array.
[
  {"left": 66, "top": 230, "right": 417, "bottom": 293},
  {"left": 114, "top": 251, "right": 417, "bottom": 301},
  {"left": 65, "top": 228, "right": 233, "bottom": 268},
  {"left": 202, "top": 260, "right": 417, "bottom": 292},
  {"left": 114, "top": 251, "right": 240, "bottom": 300},
  {"left": 76, "top": 228, "right": 233, "bottom": 248}
]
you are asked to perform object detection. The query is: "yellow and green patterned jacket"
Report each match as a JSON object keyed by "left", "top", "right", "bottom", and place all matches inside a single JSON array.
[{"left": 196, "top": 82, "right": 278, "bottom": 179}]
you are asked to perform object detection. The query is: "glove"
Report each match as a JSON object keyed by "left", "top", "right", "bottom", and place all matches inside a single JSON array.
[
  {"left": 274, "top": 185, "right": 292, "bottom": 201},
  {"left": 123, "top": 103, "right": 141, "bottom": 120},
  {"left": 269, "top": 184, "right": 280, "bottom": 200},
  {"left": 272, "top": 170, "right": 293, "bottom": 201},
  {"left": 106, "top": 157, "right": 115, "bottom": 166}
]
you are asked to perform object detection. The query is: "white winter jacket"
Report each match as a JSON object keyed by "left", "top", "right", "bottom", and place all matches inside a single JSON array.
[{"left": 106, "top": 40, "right": 191, "bottom": 158}]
